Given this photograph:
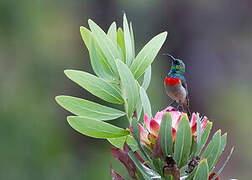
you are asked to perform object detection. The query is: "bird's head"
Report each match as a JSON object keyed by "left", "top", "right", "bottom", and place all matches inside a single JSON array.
[{"left": 164, "top": 54, "right": 185, "bottom": 75}]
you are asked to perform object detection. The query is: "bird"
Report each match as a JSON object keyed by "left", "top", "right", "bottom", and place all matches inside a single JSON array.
[{"left": 163, "top": 54, "right": 191, "bottom": 119}]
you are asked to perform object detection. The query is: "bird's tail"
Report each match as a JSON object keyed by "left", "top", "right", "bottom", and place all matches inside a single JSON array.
[
  {"left": 183, "top": 97, "right": 192, "bottom": 120},
  {"left": 183, "top": 104, "right": 192, "bottom": 120}
]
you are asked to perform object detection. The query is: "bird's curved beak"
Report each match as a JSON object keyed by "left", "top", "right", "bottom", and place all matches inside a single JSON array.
[{"left": 162, "top": 53, "right": 176, "bottom": 63}]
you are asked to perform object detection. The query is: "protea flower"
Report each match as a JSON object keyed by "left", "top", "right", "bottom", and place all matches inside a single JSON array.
[{"left": 137, "top": 106, "right": 208, "bottom": 148}]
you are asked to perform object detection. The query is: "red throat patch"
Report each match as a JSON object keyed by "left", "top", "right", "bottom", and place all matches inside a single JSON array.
[{"left": 165, "top": 77, "right": 181, "bottom": 86}]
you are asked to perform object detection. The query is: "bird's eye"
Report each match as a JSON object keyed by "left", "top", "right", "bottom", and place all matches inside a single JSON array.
[{"left": 174, "top": 60, "right": 179, "bottom": 65}]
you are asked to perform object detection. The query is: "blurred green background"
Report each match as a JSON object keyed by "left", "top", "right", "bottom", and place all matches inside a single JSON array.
[{"left": 1, "top": 0, "right": 251, "bottom": 179}]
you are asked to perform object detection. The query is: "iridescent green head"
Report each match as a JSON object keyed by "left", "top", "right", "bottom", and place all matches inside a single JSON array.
[{"left": 165, "top": 54, "right": 185, "bottom": 75}]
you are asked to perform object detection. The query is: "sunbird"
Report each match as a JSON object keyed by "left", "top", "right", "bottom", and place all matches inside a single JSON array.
[{"left": 164, "top": 54, "right": 191, "bottom": 118}]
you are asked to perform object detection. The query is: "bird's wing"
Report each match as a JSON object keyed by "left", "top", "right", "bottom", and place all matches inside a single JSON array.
[
  {"left": 182, "top": 80, "right": 191, "bottom": 118},
  {"left": 181, "top": 80, "right": 188, "bottom": 96}
]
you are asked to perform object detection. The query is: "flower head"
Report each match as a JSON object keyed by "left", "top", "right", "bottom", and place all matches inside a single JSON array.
[{"left": 137, "top": 106, "right": 208, "bottom": 148}]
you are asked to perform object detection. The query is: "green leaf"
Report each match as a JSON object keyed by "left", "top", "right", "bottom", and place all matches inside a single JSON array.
[
  {"left": 116, "top": 60, "right": 139, "bottom": 118},
  {"left": 160, "top": 112, "right": 174, "bottom": 158},
  {"left": 126, "top": 135, "right": 139, "bottom": 151},
  {"left": 193, "top": 159, "right": 209, "bottom": 180},
  {"left": 135, "top": 98, "right": 143, "bottom": 121},
  {"left": 55, "top": 95, "right": 125, "bottom": 120},
  {"left": 107, "top": 136, "right": 126, "bottom": 149},
  {"left": 174, "top": 115, "right": 192, "bottom": 168},
  {"left": 140, "top": 87, "right": 152, "bottom": 119},
  {"left": 67, "top": 116, "right": 129, "bottom": 138},
  {"left": 135, "top": 82, "right": 142, "bottom": 122},
  {"left": 180, "top": 165, "right": 188, "bottom": 177},
  {"left": 130, "top": 32, "right": 167, "bottom": 79},
  {"left": 107, "top": 22, "right": 117, "bottom": 44},
  {"left": 131, "top": 118, "right": 153, "bottom": 169},
  {"left": 190, "top": 137, "right": 198, "bottom": 158},
  {"left": 201, "top": 130, "right": 221, "bottom": 171},
  {"left": 123, "top": 14, "right": 134, "bottom": 66},
  {"left": 88, "top": 19, "right": 122, "bottom": 75},
  {"left": 141, "top": 146, "right": 153, "bottom": 161},
  {"left": 107, "top": 135, "right": 138, "bottom": 151},
  {"left": 117, "top": 28, "right": 126, "bottom": 63},
  {"left": 80, "top": 26, "right": 91, "bottom": 50},
  {"left": 142, "top": 65, "right": 151, "bottom": 90},
  {"left": 195, "top": 121, "right": 212, "bottom": 156},
  {"left": 131, "top": 117, "right": 140, "bottom": 143},
  {"left": 128, "top": 151, "right": 161, "bottom": 180},
  {"left": 130, "top": 22, "right": 135, "bottom": 58},
  {"left": 214, "top": 133, "right": 227, "bottom": 166},
  {"left": 89, "top": 36, "right": 116, "bottom": 81},
  {"left": 185, "top": 168, "right": 196, "bottom": 180},
  {"left": 152, "top": 158, "right": 163, "bottom": 177},
  {"left": 213, "top": 147, "right": 234, "bottom": 179},
  {"left": 164, "top": 175, "right": 173, "bottom": 180},
  {"left": 64, "top": 70, "right": 123, "bottom": 104},
  {"left": 80, "top": 27, "right": 114, "bottom": 79},
  {"left": 196, "top": 113, "right": 202, "bottom": 145}
]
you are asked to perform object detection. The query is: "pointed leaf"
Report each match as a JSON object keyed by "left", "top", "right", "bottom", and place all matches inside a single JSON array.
[
  {"left": 107, "top": 22, "right": 117, "bottom": 44},
  {"left": 131, "top": 117, "right": 140, "bottom": 143},
  {"left": 135, "top": 98, "right": 143, "bottom": 121},
  {"left": 107, "top": 135, "right": 138, "bottom": 151},
  {"left": 201, "top": 130, "right": 221, "bottom": 171},
  {"left": 126, "top": 135, "right": 139, "bottom": 151},
  {"left": 123, "top": 14, "right": 134, "bottom": 66},
  {"left": 213, "top": 147, "right": 234, "bottom": 179},
  {"left": 67, "top": 116, "right": 129, "bottom": 138},
  {"left": 88, "top": 19, "right": 122, "bottom": 75},
  {"left": 160, "top": 112, "right": 173, "bottom": 157},
  {"left": 80, "top": 26, "right": 91, "bottom": 50},
  {"left": 130, "top": 32, "right": 167, "bottom": 79},
  {"left": 135, "top": 83, "right": 142, "bottom": 122},
  {"left": 185, "top": 168, "right": 196, "bottom": 180},
  {"left": 195, "top": 121, "right": 212, "bottom": 156},
  {"left": 55, "top": 95, "right": 125, "bottom": 120},
  {"left": 140, "top": 87, "right": 152, "bottom": 119},
  {"left": 214, "top": 133, "right": 227, "bottom": 166},
  {"left": 152, "top": 158, "right": 164, "bottom": 177},
  {"left": 130, "top": 22, "right": 135, "bottom": 58},
  {"left": 110, "top": 167, "right": 124, "bottom": 180},
  {"left": 117, "top": 28, "right": 126, "bottom": 63},
  {"left": 80, "top": 26, "right": 115, "bottom": 80},
  {"left": 174, "top": 115, "right": 192, "bottom": 168},
  {"left": 142, "top": 65, "right": 151, "bottom": 90},
  {"left": 130, "top": 117, "right": 153, "bottom": 165},
  {"left": 89, "top": 36, "right": 115, "bottom": 81},
  {"left": 193, "top": 159, "right": 209, "bottom": 180},
  {"left": 128, "top": 151, "right": 161, "bottom": 180},
  {"left": 190, "top": 137, "right": 198, "bottom": 158},
  {"left": 108, "top": 136, "right": 127, "bottom": 149},
  {"left": 116, "top": 60, "right": 139, "bottom": 118},
  {"left": 164, "top": 175, "right": 173, "bottom": 180},
  {"left": 64, "top": 70, "right": 124, "bottom": 104},
  {"left": 196, "top": 113, "right": 202, "bottom": 145}
]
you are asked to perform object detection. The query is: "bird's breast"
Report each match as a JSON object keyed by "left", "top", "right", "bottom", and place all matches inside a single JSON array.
[
  {"left": 164, "top": 77, "right": 187, "bottom": 103},
  {"left": 165, "top": 77, "right": 181, "bottom": 86}
]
